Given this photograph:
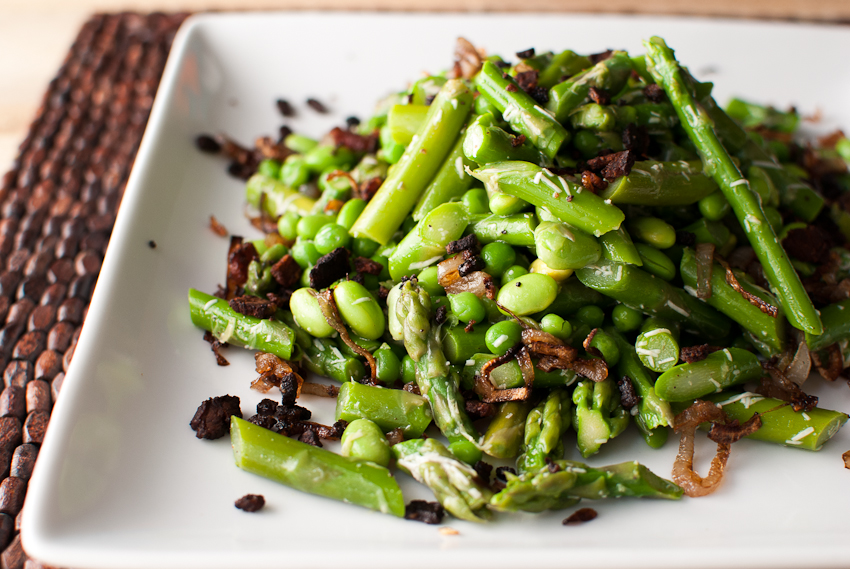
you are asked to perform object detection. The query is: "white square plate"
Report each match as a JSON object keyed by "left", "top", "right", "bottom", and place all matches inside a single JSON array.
[{"left": 21, "top": 12, "right": 850, "bottom": 569}]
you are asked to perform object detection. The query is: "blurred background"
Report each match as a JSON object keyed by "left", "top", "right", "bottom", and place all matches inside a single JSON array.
[{"left": 1, "top": 0, "right": 849, "bottom": 171}]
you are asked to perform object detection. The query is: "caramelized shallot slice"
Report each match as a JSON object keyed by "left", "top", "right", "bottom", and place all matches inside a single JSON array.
[{"left": 672, "top": 400, "right": 730, "bottom": 497}]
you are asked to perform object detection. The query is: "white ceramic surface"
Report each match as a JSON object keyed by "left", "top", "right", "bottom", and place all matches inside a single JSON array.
[{"left": 20, "top": 12, "right": 850, "bottom": 569}]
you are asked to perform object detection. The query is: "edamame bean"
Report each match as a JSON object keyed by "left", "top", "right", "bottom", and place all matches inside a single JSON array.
[
  {"left": 280, "top": 154, "right": 311, "bottom": 188},
  {"left": 528, "top": 258, "right": 573, "bottom": 282},
  {"left": 290, "top": 288, "right": 334, "bottom": 338},
  {"left": 337, "top": 198, "right": 367, "bottom": 231},
  {"left": 374, "top": 344, "right": 402, "bottom": 384},
  {"left": 540, "top": 314, "right": 572, "bottom": 341},
  {"left": 482, "top": 242, "right": 516, "bottom": 276},
  {"left": 449, "top": 292, "right": 487, "bottom": 324},
  {"left": 627, "top": 216, "right": 676, "bottom": 249},
  {"left": 634, "top": 243, "right": 677, "bottom": 281},
  {"left": 314, "top": 223, "right": 351, "bottom": 255},
  {"left": 304, "top": 144, "right": 356, "bottom": 173},
  {"left": 612, "top": 304, "right": 643, "bottom": 332},
  {"left": 497, "top": 273, "right": 558, "bottom": 316},
  {"left": 297, "top": 214, "right": 335, "bottom": 240},
  {"left": 485, "top": 320, "right": 523, "bottom": 355},
  {"left": 698, "top": 191, "right": 730, "bottom": 221},
  {"left": 334, "top": 281, "right": 385, "bottom": 340},
  {"left": 277, "top": 211, "right": 301, "bottom": 242},
  {"left": 341, "top": 419, "right": 392, "bottom": 467}
]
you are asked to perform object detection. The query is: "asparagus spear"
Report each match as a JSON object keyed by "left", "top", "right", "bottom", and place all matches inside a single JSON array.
[
  {"left": 335, "top": 381, "right": 433, "bottom": 439},
  {"left": 393, "top": 438, "right": 492, "bottom": 522},
  {"left": 350, "top": 79, "right": 473, "bottom": 245},
  {"left": 517, "top": 389, "right": 571, "bottom": 474},
  {"left": 655, "top": 347, "right": 763, "bottom": 402},
  {"left": 644, "top": 37, "right": 823, "bottom": 336},
  {"left": 573, "top": 378, "right": 629, "bottom": 458},
  {"left": 600, "top": 160, "right": 718, "bottom": 205},
  {"left": 388, "top": 202, "right": 468, "bottom": 280},
  {"left": 546, "top": 51, "right": 633, "bottom": 124},
  {"left": 480, "top": 400, "right": 534, "bottom": 459}
]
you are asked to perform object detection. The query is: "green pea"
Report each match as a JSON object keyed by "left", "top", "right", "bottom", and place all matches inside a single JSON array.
[
  {"left": 489, "top": 192, "right": 528, "bottom": 216},
  {"left": 257, "top": 158, "right": 281, "bottom": 179},
  {"left": 462, "top": 188, "right": 490, "bottom": 215},
  {"left": 296, "top": 214, "right": 335, "bottom": 240},
  {"left": 290, "top": 239, "right": 321, "bottom": 269},
  {"left": 612, "top": 304, "right": 644, "bottom": 333},
  {"left": 627, "top": 216, "right": 677, "bottom": 249},
  {"left": 448, "top": 292, "right": 487, "bottom": 324},
  {"left": 340, "top": 419, "right": 391, "bottom": 467},
  {"left": 337, "top": 198, "right": 366, "bottom": 231},
  {"left": 417, "top": 266, "right": 444, "bottom": 297},
  {"left": 634, "top": 243, "right": 677, "bottom": 281},
  {"left": 314, "top": 223, "right": 351, "bottom": 255},
  {"left": 485, "top": 320, "right": 523, "bottom": 355},
  {"left": 303, "top": 144, "right": 355, "bottom": 173},
  {"left": 697, "top": 191, "right": 730, "bottom": 222},
  {"left": 279, "top": 154, "right": 311, "bottom": 188},
  {"left": 481, "top": 242, "right": 516, "bottom": 277},
  {"left": 290, "top": 288, "right": 334, "bottom": 338},
  {"left": 501, "top": 265, "right": 529, "bottom": 287},
  {"left": 284, "top": 134, "right": 319, "bottom": 154},
  {"left": 333, "top": 281, "right": 385, "bottom": 340},
  {"left": 277, "top": 211, "right": 301, "bottom": 242},
  {"left": 497, "top": 273, "right": 558, "bottom": 316},
  {"left": 401, "top": 355, "right": 417, "bottom": 384},
  {"left": 352, "top": 236, "right": 380, "bottom": 258},
  {"left": 374, "top": 344, "right": 402, "bottom": 384},
  {"left": 575, "top": 305, "right": 605, "bottom": 329},
  {"left": 540, "top": 313, "right": 572, "bottom": 341}
]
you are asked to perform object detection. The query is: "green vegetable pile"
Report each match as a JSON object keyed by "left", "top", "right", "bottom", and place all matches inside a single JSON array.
[{"left": 191, "top": 37, "right": 850, "bottom": 522}]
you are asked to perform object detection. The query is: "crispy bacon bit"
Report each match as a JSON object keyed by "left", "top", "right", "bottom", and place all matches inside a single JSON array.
[
  {"left": 255, "top": 136, "right": 290, "bottom": 162},
  {"left": 301, "top": 382, "right": 340, "bottom": 398},
  {"left": 254, "top": 352, "right": 304, "bottom": 398},
  {"left": 695, "top": 242, "right": 715, "bottom": 300},
  {"left": 515, "top": 70, "right": 539, "bottom": 92},
  {"left": 352, "top": 256, "right": 383, "bottom": 276},
  {"left": 643, "top": 84, "right": 666, "bottom": 103},
  {"left": 586, "top": 149, "right": 636, "bottom": 179},
  {"left": 475, "top": 345, "right": 533, "bottom": 403},
  {"left": 458, "top": 255, "right": 486, "bottom": 277},
  {"left": 843, "top": 450, "right": 850, "bottom": 469},
  {"left": 563, "top": 508, "right": 598, "bottom": 525},
  {"left": 505, "top": 83, "right": 518, "bottom": 93},
  {"left": 435, "top": 305, "right": 448, "bottom": 325},
  {"left": 306, "top": 98, "right": 329, "bottom": 113},
  {"left": 235, "top": 494, "right": 265, "bottom": 512},
  {"left": 266, "top": 291, "right": 291, "bottom": 309},
  {"left": 270, "top": 254, "right": 303, "bottom": 289},
  {"left": 298, "top": 430, "right": 322, "bottom": 446},
  {"left": 708, "top": 414, "right": 763, "bottom": 445},
  {"left": 672, "top": 400, "right": 731, "bottom": 497},
  {"left": 466, "top": 399, "right": 497, "bottom": 420},
  {"left": 811, "top": 343, "right": 844, "bottom": 381},
  {"left": 617, "top": 376, "right": 640, "bottom": 410},
  {"left": 516, "top": 47, "right": 535, "bottom": 59},
  {"left": 220, "top": 136, "right": 254, "bottom": 164},
  {"left": 357, "top": 177, "right": 383, "bottom": 202},
  {"left": 226, "top": 238, "right": 257, "bottom": 299},
  {"left": 190, "top": 395, "right": 242, "bottom": 440},
  {"left": 203, "top": 330, "right": 230, "bottom": 366},
  {"left": 453, "top": 37, "right": 484, "bottom": 80},
  {"left": 386, "top": 427, "right": 405, "bottom": 446},
  {"left": 309, "top": 247, "right": 350, "bottom": 290},
  {"left": 588, "top": 86, "right": 610, "bottom": 105},
  {"left": 511, "top": 134, "right": 527, "bottom": 147},
  {"left": 405, "top": 500, "right": 445, "bottom": 524},
  {"left": 328, "top": 126, "right": 379, "bottom": 153},
  {"left": 209, "top": 215, "right": 228, "bottom": 237},
  {"left": 680, "top": 344, "right": 721, "bottom": 364},
  {"left": 276, "top": 99, "right": 295, "bottom": 117},
  {"left": 464, "top": 320, "right": 476, "bottom": 333},
  {"left": 622, "top": 123, "right": 649, "bottom": 156},
  {"left": 229, "top": 295, "right": 277, "bottom": 319},
  {"left": 716, "top": 257, "right": 779, "bottom": 317},
  {"left": 588, "top": 49, "right": 614, "bottom": 64},
  {"left": 581, "top": 170, "right": 607, "bottom": 193},
  {"left": 446, "top": 234, "right": 480, "bottom": 255}
]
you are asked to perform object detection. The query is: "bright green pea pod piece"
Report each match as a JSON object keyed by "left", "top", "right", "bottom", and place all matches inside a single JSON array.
[
  {"left": 680, "top": 247, "right": 785, "bottom": 356},
  {"left": 472, "top": 161, "right": 624, "bottom": 237},
  {"left": 546, "top": 51, "right": 633, "bottom": 124},
  {"left": 655, "top": 347, "right": 762, "bottom": 402},
  {"left": 335, "top": 381, "right": 432, "bottom": 438},
  {"left": 497, "top": 273, "right": 558, "bottom": 316},
  {"left": 534, "top": 220, "right": 601, "bottom": 270},
  {"left": 231, "top": 417, "right": 404, "bottom": 517},
  {"left": 600, "top": 160, "right": 718, "bottom": 205},
  {"left": 706, "top": 392, "right": 848, "bottom": 451},
  {"left": 388, "top": 202, "right": 468, "bottom": 281},
  {"left": 333, "top": 281, "right": 384, "bottom": 340},
  {"left": 474, "top": 61, "right": 568, "bottom": 159},
  {"left": 188, "top": 289, "right": 294, "bottom": 360},
  {"left": 245, "top": 173, "right": 316, "bottom": 217},
  {"left": 576, "top": 258, "right": 731, "bottom": 340},
  {"left": 351, "top": 79, "right": 473, "bottom": 245}
]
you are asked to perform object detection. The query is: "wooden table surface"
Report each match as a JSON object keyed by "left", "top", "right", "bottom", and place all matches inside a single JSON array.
[{"left": 2, "top": 0, "right": 849, "bottom": 175}]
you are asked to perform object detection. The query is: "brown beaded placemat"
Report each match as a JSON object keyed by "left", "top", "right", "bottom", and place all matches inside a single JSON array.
[{"left": 0, "top": 12, "right": 189, "bottom": 569}]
